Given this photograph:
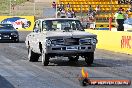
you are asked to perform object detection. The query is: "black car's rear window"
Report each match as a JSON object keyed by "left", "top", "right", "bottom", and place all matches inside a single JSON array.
[{"left": 0, "top": 24, "right": 14, "bottom": 30}]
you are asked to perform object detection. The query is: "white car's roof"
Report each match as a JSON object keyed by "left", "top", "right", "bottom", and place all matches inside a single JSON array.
[{"left": 38, "top": 18, "right": 79, "bottom": 21}]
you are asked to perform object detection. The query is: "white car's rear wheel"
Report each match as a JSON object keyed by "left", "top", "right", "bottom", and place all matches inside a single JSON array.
[{"left": 28, "top": 47, "right": 40, "bottom": 62}]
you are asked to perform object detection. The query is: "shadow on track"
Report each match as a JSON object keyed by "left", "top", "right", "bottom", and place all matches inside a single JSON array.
[
  {"left": 18, "top": 40, "right": 25, "bottom": 43},
  {"left": 35, "top": 57, "right": 132, "bottom": 67},
  {"left": 43, "top": 59, "right": 107, "bottom": 67},
  {"left": 0, "top": 41, "right": 25, "bottom": 43},
  {"left": 94, "top": 58, "right": 132, "bottom": 67},
  {"left": 0, "top": 75, "right": 15, "bottom": 88}
]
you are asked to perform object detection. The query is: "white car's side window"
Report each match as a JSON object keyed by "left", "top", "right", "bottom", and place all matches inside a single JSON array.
[
  {"left": 42, "top": 21, "right": 47, "bottom": 31},
  {"left": 33, "top": 21, "right": 41, "bottom": 32}
]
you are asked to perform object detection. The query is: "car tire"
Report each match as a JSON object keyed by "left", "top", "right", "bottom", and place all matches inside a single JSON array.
[
  {"left": 41, "top": 50, "right": 49, "bottom": 66},
  {"left": 14, "top": 39, "right": 19, "bottom": 43},
  {"left": 28, "top": 46, "right": 40, "bottom": 62},
  {"left": 68, "top": 56, "right": 79, "bottom": 62},
  {"left": 84, "top": 52, "right": 94, "bottom": 65}
]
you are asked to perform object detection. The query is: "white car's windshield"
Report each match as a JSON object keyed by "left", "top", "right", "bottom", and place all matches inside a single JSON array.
[{"left": 42, "top": 19, "right": 84, "bottom": 31}]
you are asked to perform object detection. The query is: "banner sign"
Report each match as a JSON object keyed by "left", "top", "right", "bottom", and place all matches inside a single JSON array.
[
  {"left": 0, "top": 16, "right": 35, "bottom": 31},
  {"left": 86, "top": 30, "right": 132, "bottom": 54}
]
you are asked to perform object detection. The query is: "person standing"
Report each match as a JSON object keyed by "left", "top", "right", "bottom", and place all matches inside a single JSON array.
[
  {"left": 114, "top": 8, "right": 125, "bottom": 31},
  {"left": 128, "top": 5, "right": 132, "bottom": 12},
  {"left": 60, "top": 9, "right": 66, "bottom": 18},
  {"left": 88, "top": 5, "right": 93, "bottom": 12},
  {"left": 71, "top": 8, "right": 76, "bottom": 18},
  {"left": 67, "top": 3, "right": 70, "bottom": 9},
  {"left": 59, "top": 2, "right": 64, "bottom": 10},
  {"left": 66, "top": 9, "right": 72, "bottom": 18},
  {"left": 52, "top": 1, "right": 56, "bottom": 10},
  {"left": 87, "top": 5, "right": 93, "bottom": 18},
  {"left": 95, "top": 5, "right": 100, "bottom": 15},
  {"left": 87, "top": 10, "right": 96, "bottom": 29},
  {"left": 130, "top": 0, "right": 132, "bottom": 4},
  {"left": 124, "top": 10, "right": 129, "bottom": 19}
]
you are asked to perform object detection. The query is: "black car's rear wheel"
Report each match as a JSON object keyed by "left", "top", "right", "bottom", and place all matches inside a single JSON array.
[
  {"left": 14, "top": 39, "right": 19, "bottom": 43},
  {"left": 28, "top": 46, "right": 40, "bottom": 62}
]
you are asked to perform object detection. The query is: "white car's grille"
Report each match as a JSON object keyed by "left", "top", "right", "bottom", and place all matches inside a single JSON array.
[
  {"left": 51, "top": 38, "right": 93, "bottom": 46},
  {"left": 51, "top": 38, "right": 79, "bottom": 46},
  {"left": 64, "top": 38, "right": 79, "bottom": 45},
  {"left": 51, "top": 39, "right": 64, "bottom": 45}
]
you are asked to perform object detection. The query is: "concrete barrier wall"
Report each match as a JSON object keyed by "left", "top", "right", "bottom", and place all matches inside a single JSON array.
[{"left": 86, "top": 30, "right": 132, "bottom": 54}]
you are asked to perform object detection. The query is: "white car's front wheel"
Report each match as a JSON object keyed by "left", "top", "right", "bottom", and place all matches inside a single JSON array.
[
  {"left": 68, "top": 56, "right": 79, "bottom": 62},
  {"left": 84, "top": 52, "right": 94, "bottom": 66},
  {"left": 41, "top": 50, "right": 49, "bottom": 66}
]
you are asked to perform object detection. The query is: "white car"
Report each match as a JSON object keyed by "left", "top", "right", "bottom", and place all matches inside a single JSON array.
[
  {"left": 123, "top": 18, "right": 132, "bottom": 31},
  {"left": 25, "top": 18, "right": 98, "bottom": 66}
]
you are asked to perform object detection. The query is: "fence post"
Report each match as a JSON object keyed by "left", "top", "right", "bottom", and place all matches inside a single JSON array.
[{"left": 109, "top": 17, "right": 112, "bottom": 31}]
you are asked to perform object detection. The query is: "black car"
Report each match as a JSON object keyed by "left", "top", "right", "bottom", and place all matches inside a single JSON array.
[{"left": 0, "top": 24, "right": 19, "bottom": 42}]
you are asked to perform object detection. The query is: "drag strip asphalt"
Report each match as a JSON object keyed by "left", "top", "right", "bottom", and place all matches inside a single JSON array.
[{"left": 0, "top": 31, "right": 132, "bottom": 88}]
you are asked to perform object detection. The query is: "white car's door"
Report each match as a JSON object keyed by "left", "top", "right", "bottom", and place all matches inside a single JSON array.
[
  {"left": 28, "top": 20, "right": 41, "bottom": 53},
  {"left": 28, "top": 32, "right": 37, "bottom": 49}
]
